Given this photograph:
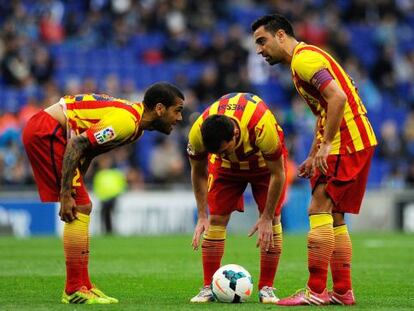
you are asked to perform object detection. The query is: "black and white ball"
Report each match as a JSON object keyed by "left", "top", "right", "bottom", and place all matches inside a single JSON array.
[{"left": 211, "top": 264, "right": 253, "bottom": 303}]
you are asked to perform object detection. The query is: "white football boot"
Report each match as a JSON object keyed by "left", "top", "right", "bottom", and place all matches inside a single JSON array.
[
  {"left": 190, "top": 286, "right": 215, "bottom": 303},
  {"left": 259, "top": 286, "right": 279, "bottom": 303}
]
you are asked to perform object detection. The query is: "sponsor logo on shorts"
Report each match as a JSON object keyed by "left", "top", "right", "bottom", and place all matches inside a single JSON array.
[{"left": 94, "top": 127, "right": 116, "bottom": 144}]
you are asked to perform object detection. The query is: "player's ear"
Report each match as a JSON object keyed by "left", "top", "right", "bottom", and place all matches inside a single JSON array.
[
  {"left": 154, "top": 103, "right": 166, "bottom": 116},
  {"left": 276, "top": 29, "right": 285, "bottom": 42},
  {"left": 234, "top": 127, "right": 240, "bottom": 138}
]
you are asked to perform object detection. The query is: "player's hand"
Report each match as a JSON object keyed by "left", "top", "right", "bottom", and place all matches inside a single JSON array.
[
  {"left": 192, "top": 217, "right": 209, "bottom": 251},
  {"left": 313, "top": 142, "right": 332, "bottom": 175},
  {"left": 297, "top": 156, "right": 315, "bottom": 179},
  {"left": 59, "top": 194, "right": 77, "bottom": 223},
  {"left": 248, "top": 217, "right": 273, "bottom": 252}
]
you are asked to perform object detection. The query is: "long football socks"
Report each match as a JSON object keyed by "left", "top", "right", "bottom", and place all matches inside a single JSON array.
[
  {"left": 201, "top": 225, "right": 226, "bottom": 286},
  {"left": 331, "top": 224, "right": 352, "bottom": 294},
  {"left": 258, "top": 223, "right": 283, "bottom": 289},
  {"left": 307, "top": 213, "right": 335, "bottom": 294},
  {"left": 63, "top": 212, "right": 91, "bottom": 294}
]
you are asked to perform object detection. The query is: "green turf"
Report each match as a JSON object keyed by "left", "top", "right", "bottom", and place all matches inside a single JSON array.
[{"left": 0, "top": 233, "right": 413, "bottom": 310}]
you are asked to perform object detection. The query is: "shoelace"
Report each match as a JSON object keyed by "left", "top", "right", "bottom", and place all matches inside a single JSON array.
[
  {"left": 290, "top": 288, "right": 306, "bottom": 298},
  {"left": 78, "top": 286, "right": 96, "bottom": 298},
  {"left": 197, "top": 287, "right": 212, "bottom": 297},
  {"left": 261, "top": 286, "right": 276, "bottom": 296}
]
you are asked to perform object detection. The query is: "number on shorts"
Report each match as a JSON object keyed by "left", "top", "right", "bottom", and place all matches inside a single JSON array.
[
  {"left": 207, "top": 173, "right": 214, "bottom": 192},
  {"left": 72, "top": 168, "right": 81, "bottom": 187}
]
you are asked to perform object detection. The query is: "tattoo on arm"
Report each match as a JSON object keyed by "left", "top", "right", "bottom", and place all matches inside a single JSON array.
[{"left": 60, "top": 135, "right": 91, "bottom": 196}]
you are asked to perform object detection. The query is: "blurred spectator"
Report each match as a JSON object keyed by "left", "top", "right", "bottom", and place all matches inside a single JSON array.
[
  {"left": 30, "top": 46, "right": 55, "bottom": 85},
  {"left": 126, "top": 167, "right": 145, "bottom": 190},
  {"left": 403, "top": 110, "right": 414, "bottom": 158},
  {"left": 296, "top": 9, "right": 328, "bottom": 47},
  {"left": 344, "top": 56, "right": 382, "bottom": 112},
  {"left": 1, "top": 0, "right": 414, "bottom": 188},
  {"left": 0, "top": 112, "right": 20, "bottom": 147},
  {"left": 121, "top": 79, "right": 143, "bottom": 102},
  {"left": 1, "top": 34, "right": 32, "bottom": 87},
  {"left": 378, "top": 119, "right": 406, "bottom": 162},
  {"left": 93, "top": 154, "right": 127, "bottom": 234},
  {"left": 149, "top": 136, "right": 184, "bottom": 184},
  {"left": 405, "top": 161, "right": 414, "bottom": 187},
  {"left": 371, "top": 45, "right": 396, "bottom": 93},
  {"left": 82, "top": 77, "right": 98, "bottom": 93},
  {"left": 103, "top": 74, "right": 121, "bottom": 97},
  {"left": 193, "top": 66, "right": 221, "bottom": 105},
  {"left": 0, "top": 141, "right": 31, "bottom": 185},
  {"left": 39, "top": 11, "right": 65, "bottom": 43},
  {"left": 381, "top": 165, "right": 406, "bottom": 189},
  {"left": 18, "top": 97, "right": 43, "bottom": 126}
]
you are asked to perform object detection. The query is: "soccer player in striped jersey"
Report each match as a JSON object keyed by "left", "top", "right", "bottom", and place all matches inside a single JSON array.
[
  {"left": 252, "top": 14, "right": 377, "bottom": 306},
  {"left": 22, "top": 82, "right": 184, "bottom": 304},
  {"left": 188, "top": 92, "right": 288, "bottom": 303}
]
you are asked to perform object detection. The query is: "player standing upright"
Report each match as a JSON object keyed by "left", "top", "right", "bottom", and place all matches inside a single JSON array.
[
  {"left": 188, "top": 92, "right": 287, "bottom": 304},
  {"left": 22, "top": 82, "right": 184, "bottom": 304},
  {"left": 252, "top": 14, "right": 377, "bottom": 306}
]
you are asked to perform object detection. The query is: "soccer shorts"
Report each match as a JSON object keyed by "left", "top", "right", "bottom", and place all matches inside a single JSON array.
[
  {"left": 310, "top": 146, "right": 375, "bottom": 214},
  {"left": 22, "top": 110, "right": 91, "bottom": 205},
  {"left": 207, "top": 155, "right": 287, "bottom": 216}
]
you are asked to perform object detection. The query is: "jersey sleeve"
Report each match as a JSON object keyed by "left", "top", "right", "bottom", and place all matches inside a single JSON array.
[
  {"left": 255, "top": 110, "right": 282, "bottom": 161},
  {"left": 187, "top": 115, "right": 207, "bottom": 160},
  {"left": 292, "top": 50, "right": 328, "bottom": 83},
  {"left": 85, "top": 110, "right": 138, "bottom": 147}
]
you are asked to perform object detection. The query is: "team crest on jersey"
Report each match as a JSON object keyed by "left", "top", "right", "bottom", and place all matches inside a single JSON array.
[
  {"left": 187, "top": 142, "right": 195, "bottom": 156},
  {"left": 94, "top": 126, "right": 116, "bottom": 144}
]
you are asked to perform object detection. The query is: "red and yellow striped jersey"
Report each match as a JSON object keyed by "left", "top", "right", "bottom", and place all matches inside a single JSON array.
[
  {"left": 187, "top": 93, "right": 286, "bottom": 170},
  {"left": 60, "top": 94, "right": 144, "bottom": 151},
  {"left": 291, "top": 42, "right": 377, "bottom": 154}
]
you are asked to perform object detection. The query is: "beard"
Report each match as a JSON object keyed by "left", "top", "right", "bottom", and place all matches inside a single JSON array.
[
  {"left": 266, "top": 56, "right": 280, "bottom": 65},
  {"left": 149, "top": 118, "right": 172, "bottom": 134}
]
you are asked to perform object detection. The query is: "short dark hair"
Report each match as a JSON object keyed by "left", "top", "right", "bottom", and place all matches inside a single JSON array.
[
  {"left": 143, "top": 82, "right": 184, "bottom": 110},
  {"left": 251, "top": 14, "right": 295, "bottom": 38},
  {"left": 201, "top": 115, "right": 234, "bottom": 153}
]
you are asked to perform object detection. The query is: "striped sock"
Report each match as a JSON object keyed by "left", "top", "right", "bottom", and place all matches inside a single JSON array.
[
  {"left": 63, "top": 212, "right": 90, "bottom": 294},
  {"left": 258, "top": 223, "right": 283, "bottom": 289},
  {"left": 201, "top": 225, "right": 226, "bottom": 286},
  {"left": 331, "top": 224, "right": 352, "bottom": 294},
  {"left": 307, "top": 214, "right": 335, "bottom": 294},
  {"left": 82, "top": 223, "right": 92, "bottom": 290}
]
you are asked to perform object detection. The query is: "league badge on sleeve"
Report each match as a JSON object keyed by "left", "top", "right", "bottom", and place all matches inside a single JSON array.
[
  {"left": 187, "top": 142, "right": 195, "bottom": 156},
  {"left": 94, "top": 126, "right": 116, "bottom": 144}
]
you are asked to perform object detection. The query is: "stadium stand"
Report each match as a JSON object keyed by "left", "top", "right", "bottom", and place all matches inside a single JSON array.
[{"left": 1, "top": 0, "right": 413, "bottom": 189}]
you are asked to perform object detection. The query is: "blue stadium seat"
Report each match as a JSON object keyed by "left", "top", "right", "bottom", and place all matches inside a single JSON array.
[
  {"left": 368, "top": 158, "right": 391, "bottom": 187},
  {"left": 130, "top": 32, "right": 166, "bottom": 53},
  {"left": 252, "top": 82, "right": 290, "bottom": 108},
  {"left": 347, "top": 24, "right": 378, "bottom": 69}
]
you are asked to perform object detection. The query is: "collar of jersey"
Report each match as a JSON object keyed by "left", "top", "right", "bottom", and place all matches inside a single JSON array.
[
  {"left": 292, "top": 41, "right": 306, "bottom": 58},
  {"left": 132, "top": 102, "right": 144, "bottom": 117}
]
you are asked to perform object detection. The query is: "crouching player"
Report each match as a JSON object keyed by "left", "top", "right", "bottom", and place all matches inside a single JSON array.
[
  {"left": 188, "top": 92, "right": 288, "bottom": 303},
  {"left": 22, "top": 83, "right": 184, "bottom": 304}
]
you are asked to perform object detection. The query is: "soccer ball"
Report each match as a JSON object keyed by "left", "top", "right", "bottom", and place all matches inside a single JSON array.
[{"left": 211, "top": 264, "right": 253, "bottom": 303}]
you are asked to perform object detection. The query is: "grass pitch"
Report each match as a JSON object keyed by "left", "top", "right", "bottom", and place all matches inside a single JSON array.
[{"left": 0, "top": 233, "right": 413, "bottom": 310}]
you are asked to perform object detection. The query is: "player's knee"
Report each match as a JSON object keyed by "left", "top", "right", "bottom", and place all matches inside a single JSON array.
[
  {"left": 309, "top": 185, "right": 334, "bottom": 214},
  {"left": 332, "top": 212, "right": 345, "bottom": 226},
  {"left": 272, "top": 215, "right": 281, "bottom": 225},
  {"left": 209, "top": 214, "right": 230, "bottom": 227}
]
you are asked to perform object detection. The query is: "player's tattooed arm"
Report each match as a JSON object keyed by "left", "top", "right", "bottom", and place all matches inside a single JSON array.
[{"left": 60, "top": 134, "right": 91, "bottom": 197}]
